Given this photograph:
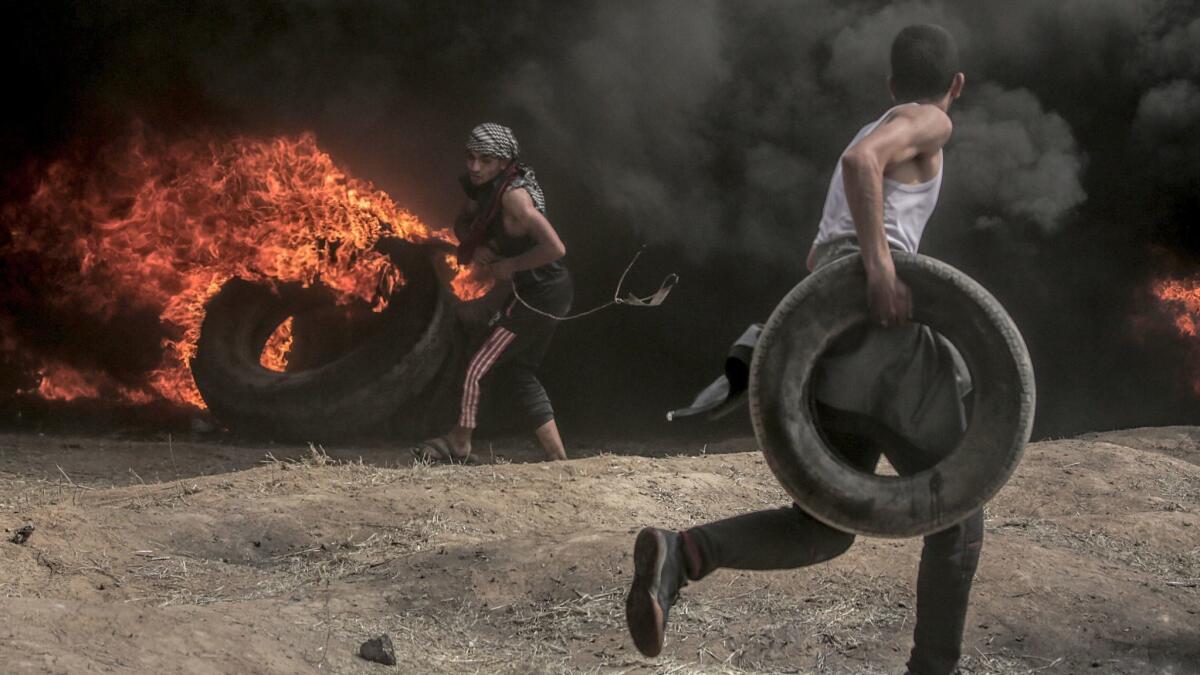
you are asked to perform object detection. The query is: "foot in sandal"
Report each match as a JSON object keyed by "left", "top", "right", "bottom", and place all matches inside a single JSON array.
[{"left": 410, "top": 437, "right": 479, "bottom": 465}]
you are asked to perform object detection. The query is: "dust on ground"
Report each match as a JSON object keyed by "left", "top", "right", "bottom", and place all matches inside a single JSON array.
[{"left": 1, "top": 427, "right": 1197, "bottom": 674}]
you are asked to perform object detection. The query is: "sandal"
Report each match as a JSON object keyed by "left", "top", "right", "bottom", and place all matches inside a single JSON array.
[{"left": 410, "top": 437, "right": 480, "bottom": 465}]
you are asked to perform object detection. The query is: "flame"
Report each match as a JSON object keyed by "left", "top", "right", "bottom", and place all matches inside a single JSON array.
[
  {"left": 1151, "top": 276, "right": 1200, "bottom": 394},
  {"left": 24, "top": 362, "right": 154, "bottom": 405},
  {"left": 260, "top": 317, "right": 295, "bottom": 372},
  {"left": 4, "top": 126, "right": 485, "bottom": 408},
  {"left": 33, "top": 363, "right": 100, "bottom": 401},
  {"left": 445, "top": 253, "right": 494, "bottom": 301},
  {"left": 1153, "top": 279, "right": 1200, "bottom": 337}
]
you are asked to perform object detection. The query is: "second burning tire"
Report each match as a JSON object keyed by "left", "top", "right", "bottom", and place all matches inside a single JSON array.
[{"left": 190, "top": 242, "right": 454, "bottom": 441}]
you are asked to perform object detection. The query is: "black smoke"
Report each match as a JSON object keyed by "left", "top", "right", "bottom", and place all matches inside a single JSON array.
[{"left": 2, "top": 0, "right": 1198, "bottom": 437}]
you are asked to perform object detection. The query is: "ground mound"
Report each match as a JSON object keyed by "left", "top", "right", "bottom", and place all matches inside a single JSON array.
[{"left": 1, "top": 428, "right": 1197, "bottom": 673}]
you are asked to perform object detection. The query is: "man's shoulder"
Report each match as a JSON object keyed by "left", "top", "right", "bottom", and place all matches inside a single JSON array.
[
  {"left": 501, "top": 184, "right": 536, "bottom": 209},
  {"left": 890, "top": 103, "right": 952, "bottom": 133},
  {"left": 875, "top": 104, "right": 952, "bottom": 154}
]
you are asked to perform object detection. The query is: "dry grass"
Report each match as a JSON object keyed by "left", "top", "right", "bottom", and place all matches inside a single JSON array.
[
  {"left": 993, "top": 516, "right": 1200, "bottom": 582},
  {"left": 3, "top": 431, "right": 1199, "bottom": 673},
  {"left": 104, "top": 448, "right": 484, "bottom": 608}
]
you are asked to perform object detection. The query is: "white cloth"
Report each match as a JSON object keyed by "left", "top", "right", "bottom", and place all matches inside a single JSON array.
[{"left": 812, "top": 104, "right": 943, "bottom": 254}]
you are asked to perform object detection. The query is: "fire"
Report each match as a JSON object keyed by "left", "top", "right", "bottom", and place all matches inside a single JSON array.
[
  {"left": 445, "top": 253, "right": 494, "bottom": 301},
  {"left": 3, "top": 126, "right": 485, "bottom": 408},
  {"left": 1153, "top": 278, "right": 1200, "bottom": 337},
  {"left": 33, "top": 363, "right": 101, "bottom": 401},
  {"left": 24, "top": 362, "right": 153, "bottom": 405},
  {"left": 1150, "top": 276, "right": 1200, "bottom": 394},
  {"left": 260, "top": 317, "right": 295, "bottom": 372}
]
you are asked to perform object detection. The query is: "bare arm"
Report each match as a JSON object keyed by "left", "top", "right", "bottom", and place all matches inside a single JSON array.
[
  {"left": 489, "top": 188, "right": 566, "bottom": 279},
  {"left": 840, "top": 106, "right": 951, "bottom": 325}
]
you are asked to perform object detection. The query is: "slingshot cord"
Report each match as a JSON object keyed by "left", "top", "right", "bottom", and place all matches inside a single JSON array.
[{"left": 508, "top": 247, "right": 678, "bottom": 321}]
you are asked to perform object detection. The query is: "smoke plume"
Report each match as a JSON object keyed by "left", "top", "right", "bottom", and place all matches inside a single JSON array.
[{"left": 2, "top": 0, "right": 1199, "bottom": 437}]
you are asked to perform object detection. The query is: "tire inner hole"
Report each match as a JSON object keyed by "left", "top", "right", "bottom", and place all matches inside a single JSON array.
[{"left": 809, "top": 320, "right": 973, "bottom": 479}]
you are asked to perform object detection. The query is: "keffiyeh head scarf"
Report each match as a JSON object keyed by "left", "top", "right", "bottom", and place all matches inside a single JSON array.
[
  {"left": 466, "top": 123, "right": 520, "bottom": 159},
  {"left": 465, "top": 123, "right": 545, "bottom": 213}
]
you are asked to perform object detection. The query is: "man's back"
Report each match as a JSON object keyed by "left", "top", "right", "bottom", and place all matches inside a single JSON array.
[
  {"left": 626, "top": 24, "right": 982, "bottom": 675},
  {"left": 813, "top": 102, "right": 952, "bottom": 259}
]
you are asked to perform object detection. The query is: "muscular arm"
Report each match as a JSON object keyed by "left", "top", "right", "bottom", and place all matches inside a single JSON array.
[
  {"left": 492, "top": 188, "right": 566, "bottom": 276},
  {"left": 840, "top": 105, "right": 952, "bottom": 324}
]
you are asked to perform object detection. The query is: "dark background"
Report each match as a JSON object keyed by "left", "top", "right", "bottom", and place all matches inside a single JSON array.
[{"left": 2, "top": 0, "right": 1199, "bottom": 440}]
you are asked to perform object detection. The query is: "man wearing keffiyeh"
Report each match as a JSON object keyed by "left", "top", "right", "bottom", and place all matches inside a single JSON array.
[{"left": 412, "top": 123, "right": 573, "bottom": 464}]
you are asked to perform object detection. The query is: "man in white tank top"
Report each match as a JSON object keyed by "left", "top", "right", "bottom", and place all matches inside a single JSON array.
[
  {"left": 810, "top": 102, "right": 944, "bottom": 269},
  {"left": 627, "top": 25, "right": 979, "bottom": 675},
  {"left": 809, "top": 59, "right": 960, "bottom": 326}
]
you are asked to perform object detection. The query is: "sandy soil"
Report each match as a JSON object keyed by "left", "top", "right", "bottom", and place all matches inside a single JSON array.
[{"left": 0, "top": 427, "right": 1197, "bottom": 674}]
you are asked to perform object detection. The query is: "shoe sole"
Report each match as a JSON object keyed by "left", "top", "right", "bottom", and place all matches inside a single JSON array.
[{"left": 626, "top": 527, "right": 667, "bottom": 657}]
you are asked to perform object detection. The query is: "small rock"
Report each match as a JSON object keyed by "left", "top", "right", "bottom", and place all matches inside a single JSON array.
[
  {"left": 9, "top": 523, "right": 34, "bottom": 545},
  {"left": 359, "top": 634, "right": 396, "bottom": 666}
]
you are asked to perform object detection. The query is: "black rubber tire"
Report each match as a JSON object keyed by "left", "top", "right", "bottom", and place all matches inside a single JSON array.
[
  {"left": 190, "top": 243, "right": 454, "bottom": 441},
  {"left": 749, "top": 252, "right": 1035, "bottom": 538}
]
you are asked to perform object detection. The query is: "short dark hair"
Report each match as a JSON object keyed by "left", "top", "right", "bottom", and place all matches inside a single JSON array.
[{"left": 890, "top": 24, "right": 959, "bottom": 102}]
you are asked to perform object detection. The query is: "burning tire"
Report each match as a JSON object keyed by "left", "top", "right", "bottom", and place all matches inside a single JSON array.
[
  {"left": 749, "top": 252, "right": 1035, "bottom": 538},
  {"left": 190, "top": 242, "right": 454, "bottom": 440}
]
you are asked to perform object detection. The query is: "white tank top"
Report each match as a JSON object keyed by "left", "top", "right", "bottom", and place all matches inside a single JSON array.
[{"left": 812, "top": 104, "right": 943, "bottom": 254}]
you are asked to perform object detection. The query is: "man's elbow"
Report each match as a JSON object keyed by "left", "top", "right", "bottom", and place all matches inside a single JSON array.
[
  {"left": 840, "top": 148, "right": 868, "bottom": 171},
  {"left": 841, "top": 149, "right": 879, "bottom": 177}
]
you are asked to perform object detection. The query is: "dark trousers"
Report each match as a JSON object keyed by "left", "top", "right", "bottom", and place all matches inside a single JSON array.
[
  {"left": 686, "top": 409, "right": 983, "bottom": 675},
  {"left": 461, "top": 275, "right": 572, "bottom": 432}
]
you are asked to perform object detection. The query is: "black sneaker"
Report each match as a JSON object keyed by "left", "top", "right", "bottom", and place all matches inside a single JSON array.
[{"left": 625, "top": 527, "right": 688, "bottom": 657}]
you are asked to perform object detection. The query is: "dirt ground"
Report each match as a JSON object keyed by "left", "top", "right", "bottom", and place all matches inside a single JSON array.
[{"left": 1, "top": 426, "right": 1197, "bottom": 674}]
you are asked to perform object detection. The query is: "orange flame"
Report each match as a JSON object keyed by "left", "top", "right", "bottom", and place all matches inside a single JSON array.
[
  {"left": 1151, "top": 276, "right": 1200, "bottom": 394},
  {"left": 444, "top": 253, "right": 493, "bottom": 301},
  {"left": 260, "top": 317, "right": 295, "bottom": 372},
  {"left": 5, "top": 126, "right": 485, "bottom": 408},
  {"left": 24, "top": 362, "right": 154, "bottom": 405},
  {"left": 33, "top": 363, "right": 100, "bottom": 401},
  {"left": 1153, "top": 278, "right": 1200, "bottom": 337}
]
